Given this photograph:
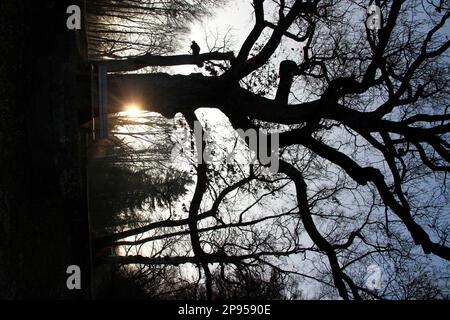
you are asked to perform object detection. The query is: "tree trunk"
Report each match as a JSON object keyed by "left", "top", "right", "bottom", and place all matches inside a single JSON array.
[{"left": 107, "top": 73, "right": 226, "bottom": 117}]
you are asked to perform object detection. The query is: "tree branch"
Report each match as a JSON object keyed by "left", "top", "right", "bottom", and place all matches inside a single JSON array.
[{"left": 95, "top": 52, "right": 235, "bottom": 72}]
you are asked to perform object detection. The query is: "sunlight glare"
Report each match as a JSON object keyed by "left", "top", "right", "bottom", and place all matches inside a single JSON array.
[{"left": 124, "top": 104, "right": 142, "bottom": 117}]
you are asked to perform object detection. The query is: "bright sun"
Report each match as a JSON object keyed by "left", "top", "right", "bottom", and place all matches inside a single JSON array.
[{"left": 124, "top": 104, "right": 141, "bottom": 117}]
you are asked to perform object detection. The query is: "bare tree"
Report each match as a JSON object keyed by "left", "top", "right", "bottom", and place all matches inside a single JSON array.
[
  {"left": 89, "top": 0, "right": 450, "bottom": 300},
  {"left": 84, "top": 0, "right": 227, "bottom": 59}
]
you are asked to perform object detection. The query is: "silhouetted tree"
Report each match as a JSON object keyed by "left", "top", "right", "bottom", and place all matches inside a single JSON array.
[
  {"left": 88, "top": 0, "right": 450, "bottom": 300},
  {"left": 85, "top": 0, "right": 226, "bottom": 59},
  {"left": 88, "top": 113, "right": 193, "bottom": 235}
]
